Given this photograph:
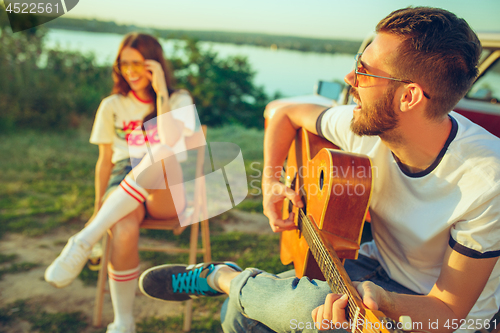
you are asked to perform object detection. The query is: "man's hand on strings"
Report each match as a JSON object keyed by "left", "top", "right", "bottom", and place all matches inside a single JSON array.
[
  {"left": 262, "top": 180, "right": 303, "bottom": 232},
  {"left": 311, "top": 282, "right": 386, "bottom": 331},
  {"left": 312, "top": 293, "right": 349, "bottom": 330}
]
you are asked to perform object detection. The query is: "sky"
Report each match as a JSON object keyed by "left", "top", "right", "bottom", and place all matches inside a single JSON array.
[{"left": 63, "top": 0, "right": 500, "bottom": 40}]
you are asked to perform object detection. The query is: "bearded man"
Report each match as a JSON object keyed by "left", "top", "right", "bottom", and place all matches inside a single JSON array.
[{"left": 139, "top": 7, "right": 500, "bottom": 333}]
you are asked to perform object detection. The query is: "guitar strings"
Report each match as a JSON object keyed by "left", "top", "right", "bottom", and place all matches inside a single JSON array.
[
  {"left": 299, "top": 210, "right": 359, "bottom": 317},
  {"left": 302, "top": 215, "right": 381, "bottom": 333},
  {"left": 299, "top": 210, "right": 361, "bottom": 317},
  {"left": 303, "top": 220, "right": 379, "bottom": 333},
  {"left": 304, "top": 231, "right": 379, "bottom": 333},
  {"left": 299, "top": 211, "right": 356, "bottom": 305},
  {"left": 299, "top": 210, "right": 380, "bottom": 333}
]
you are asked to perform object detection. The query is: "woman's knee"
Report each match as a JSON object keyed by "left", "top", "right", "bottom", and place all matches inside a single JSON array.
[{"left": 110, "top": 207, "right": 144, "bottom": 244}]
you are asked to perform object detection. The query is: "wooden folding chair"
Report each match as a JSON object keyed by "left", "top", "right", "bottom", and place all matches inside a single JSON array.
[{"left": 93, "top": 125, "right": 212, "bottom": 332}]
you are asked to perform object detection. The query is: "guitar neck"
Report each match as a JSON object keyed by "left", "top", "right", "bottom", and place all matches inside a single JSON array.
[{"left": 298, "top": 209, "right": 364, "bottom": 321}]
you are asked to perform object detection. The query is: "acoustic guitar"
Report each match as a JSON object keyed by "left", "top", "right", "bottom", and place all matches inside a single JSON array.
[{"left": 280, "top": 128, "right": 404, "bottom": 332}]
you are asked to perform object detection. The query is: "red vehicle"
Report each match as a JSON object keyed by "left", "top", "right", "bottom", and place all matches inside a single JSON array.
[
  {"left": 265, "top": 32, "right": 500, "bottom": 138},
  {"left": 454, "top": 33, "right": 500, "bottom": 137}
]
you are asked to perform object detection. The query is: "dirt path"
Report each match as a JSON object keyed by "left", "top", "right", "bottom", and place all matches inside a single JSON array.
[{"left": 0, "top": 211, "right": 272, "bottom": 332}]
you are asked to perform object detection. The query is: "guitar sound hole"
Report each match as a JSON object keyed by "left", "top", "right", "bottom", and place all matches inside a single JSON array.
[
  {"left": 319, "top": 170, "right": 324, "bottom": 191},
  {"left": 289, "top": 172, "right": 297, "bottom": 213}
]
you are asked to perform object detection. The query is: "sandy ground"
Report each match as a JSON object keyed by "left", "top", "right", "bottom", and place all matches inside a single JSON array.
[{"left": 0, "top": 211, "right": 272, "bottom": 332}]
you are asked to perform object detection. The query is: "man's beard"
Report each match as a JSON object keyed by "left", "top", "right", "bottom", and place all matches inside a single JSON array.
[{"left": 350, "top": 86, "right": 400, "bottom": 139}]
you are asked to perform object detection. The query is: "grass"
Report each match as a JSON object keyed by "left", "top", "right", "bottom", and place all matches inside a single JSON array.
[
  {"left": 0, "top": 253, "right": 39, "bottom": 279},
  {"left": 0, "top": 128, "right": 97, "bottom": 238},
  {"left": 136, "top": 297, "right": 226, "bottom": 333},
  {"left": 78, "top": 230, "right": 292, "bottom": 286},
  {"left": 0, "top": 301, "right": 224, "bottom": 333},
  {"left": 138, "top": 231, "right": 292, "bottom": 274},
  {"left": 207, "top": 124, "right": 265, "bottom": 207},
  {"left": 207, "top": 124, "right": 264, "bottom": 165},
  {"left": 0, "top": 300, "right": 89, "bottom": 333},
  {"left": 1, "top": 230, "right": 290, "bottom": 332},
  {"left": 0, "top": 125, "right": 272, "bottom": 332},
  {"left": 0, "top": 125, "right": 265, "bottom": 239}
]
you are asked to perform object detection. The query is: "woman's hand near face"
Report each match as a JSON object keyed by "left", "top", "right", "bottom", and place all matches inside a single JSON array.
[
  {"left": 144, "top": 60, "right": 168, "bottom": 94},
  {"left": 145, "top": 59, "right": 182, "bottom": 145}
]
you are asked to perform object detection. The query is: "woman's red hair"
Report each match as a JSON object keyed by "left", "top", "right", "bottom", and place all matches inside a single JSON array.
[{"left": 111, "top": 33, "right": 176, "bottom": 122}]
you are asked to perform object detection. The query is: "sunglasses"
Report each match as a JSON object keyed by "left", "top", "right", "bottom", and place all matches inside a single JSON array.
[
  {"left": 354, "top": 53, "right": 431, "bottom": 99},
  {"left": 114, "top": 60, "right": 145, "bottom": 73}
]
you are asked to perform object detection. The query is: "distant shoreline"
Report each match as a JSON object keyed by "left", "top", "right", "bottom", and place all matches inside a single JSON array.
[{"left": 45, "top": 17, "right": 362, "bottom": 54}]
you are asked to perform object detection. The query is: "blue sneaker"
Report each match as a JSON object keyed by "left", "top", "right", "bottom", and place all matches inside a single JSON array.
[{"left": 139, "top": 262, "right": 242, "bottom": 301}]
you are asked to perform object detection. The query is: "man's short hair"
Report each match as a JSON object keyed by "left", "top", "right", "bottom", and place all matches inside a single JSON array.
[{"left": 376, "top": 7, "right": 481, "bottom": 119}]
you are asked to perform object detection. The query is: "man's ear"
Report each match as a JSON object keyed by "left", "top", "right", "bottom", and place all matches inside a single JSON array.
[{"left": 399, "top": 84, "right": 426, "bottom": 112}]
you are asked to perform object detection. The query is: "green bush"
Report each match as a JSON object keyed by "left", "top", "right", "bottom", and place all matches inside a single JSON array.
[
  {"left": 170, "top": 39, "right": 269, "bottom": 128},
  {"left": 0, "top": 7, "right": 111, "bottom": 130}
]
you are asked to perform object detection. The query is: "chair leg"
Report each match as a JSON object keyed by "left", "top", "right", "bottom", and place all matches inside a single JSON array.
[
  {"left": 200, "top": 184, "right": 211, "bottom": 262},
  {"left": 183, "top": 299, "right": 193, "bottom": 332},
  {"left": 183, "top": 223, "right": 199, "bottom": 332},
  {"left": 188, "top": 222, "right": 199, "bottom": 265},
  {"left": 201, "top": 219, "right": 211, "bottom": 262},
  {"left": 93, "top": 233, "right": 111, "bottom": 327}
]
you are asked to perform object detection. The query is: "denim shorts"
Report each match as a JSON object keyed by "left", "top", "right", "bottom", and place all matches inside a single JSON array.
[{"left": 102, "top": 157, "right": 143, "bottom": 202}]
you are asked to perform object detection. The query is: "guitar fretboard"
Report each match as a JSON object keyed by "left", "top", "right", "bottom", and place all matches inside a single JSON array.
[{"left": 298, "top": 209, "right": 361, "bottom": 321}]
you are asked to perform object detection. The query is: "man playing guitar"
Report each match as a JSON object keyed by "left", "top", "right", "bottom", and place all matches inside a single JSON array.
[{"left": 138, "top": 7, "right": 500, "bottom": 333}]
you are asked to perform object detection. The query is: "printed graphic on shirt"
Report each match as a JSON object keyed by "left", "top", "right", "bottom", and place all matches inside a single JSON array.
[{"left": 116, "top": 120, "right": 161, "bottom": 146}]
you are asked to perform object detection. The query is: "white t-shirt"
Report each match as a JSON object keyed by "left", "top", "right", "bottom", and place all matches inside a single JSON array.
[
  {"left": 89, "top": 90, "right": 195, "bottom": 163},
  {"left": 320, "top": 105, "right": 500, "bottom": 331}
]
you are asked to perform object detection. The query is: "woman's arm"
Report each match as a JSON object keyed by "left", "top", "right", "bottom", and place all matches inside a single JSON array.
[
  {"left": 92, "top": 144, "right": 113, "bottom": 218},
  {"left": 156, "top": 89, "right": 183, "bottom": 146},
  {"left": 144, "top": 60, "right": 183, "bottom": 146}
]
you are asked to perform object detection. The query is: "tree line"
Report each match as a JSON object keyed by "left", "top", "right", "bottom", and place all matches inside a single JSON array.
[
  {"left": 0, "top": 7, "right": 270, "bottom": 130},
  {"left": 44, "top": 17, "right": 362, "bottom": 54}
]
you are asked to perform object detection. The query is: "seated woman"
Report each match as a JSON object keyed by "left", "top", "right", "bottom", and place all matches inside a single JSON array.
[{"left": 45, "top": 32, "right": 195, "bottom": 333}]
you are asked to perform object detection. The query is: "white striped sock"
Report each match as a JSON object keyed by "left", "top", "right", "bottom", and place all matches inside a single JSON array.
[
  {"left": 76, "top": 176, "right": 148, "bottom": 246},
  {"left": 120, "top": 176, "right": 149, "bottom": 203},
  {"left": 108, "top": 265, "right": 140, "bottom": 328}
]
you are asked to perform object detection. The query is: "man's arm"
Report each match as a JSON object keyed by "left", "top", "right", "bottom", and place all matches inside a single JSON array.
[
  {"left": 312, "top": 246, "right": 499, "bottom": 333},
  {"left": 262, "top": 103, "right": 329, "bottom": 232}
]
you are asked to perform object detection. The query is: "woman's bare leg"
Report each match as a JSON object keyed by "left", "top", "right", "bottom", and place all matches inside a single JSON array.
[
  {"left": 45, "top": 144, "right": 185, "bottom": 290},
  {"left": 108, "top": 205, "right": 145, "bottom": 271},
  {"left": 106, "top": 205, "right": 144, "bottom": 330},
  {"left": 107, "top": 169, "right": 184, "bottom": 330},
  {"left": 77, "top": 144, "right": 184, "bottom": 246}
]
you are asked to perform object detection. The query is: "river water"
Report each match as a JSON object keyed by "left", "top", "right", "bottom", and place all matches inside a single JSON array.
[{"left": 45, "top": 29, "right": 357, "bottom": 97}]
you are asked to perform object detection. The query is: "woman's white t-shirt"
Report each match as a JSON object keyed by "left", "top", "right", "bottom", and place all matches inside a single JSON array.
[{"left": 89, "top": 90, "right": 195, "bottom": 163}]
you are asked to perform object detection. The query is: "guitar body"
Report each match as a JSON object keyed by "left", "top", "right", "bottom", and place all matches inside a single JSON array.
[
  {"left": 280, "top": 128, "right": 373, "bottom": 280},
  {"left": 279, "top": 129, "right": 407, "bottom": 332}
]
